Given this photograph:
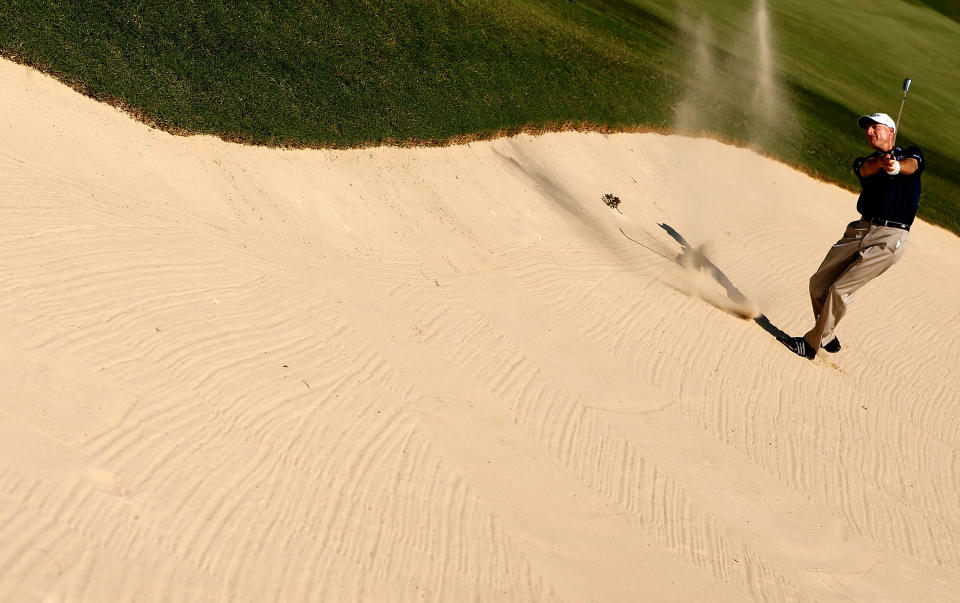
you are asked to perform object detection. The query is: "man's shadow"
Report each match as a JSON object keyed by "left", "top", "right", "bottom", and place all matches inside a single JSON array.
[{"left": 658, "top": 223, "right": 789, "bottom": 341}]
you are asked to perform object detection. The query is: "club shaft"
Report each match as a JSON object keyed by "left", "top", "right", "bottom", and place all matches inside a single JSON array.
[{"left": 893, "top": 90, "right": 907, "bottom": 148}]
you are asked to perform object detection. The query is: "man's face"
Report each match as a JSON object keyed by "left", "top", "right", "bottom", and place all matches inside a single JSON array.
[{"left": 865, "top": 122, "right": 895, "bottom": 150}]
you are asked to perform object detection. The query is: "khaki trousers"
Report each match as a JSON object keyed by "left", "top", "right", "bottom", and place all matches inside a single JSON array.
[{"left": 803, "top": 220, "right": 908, "bottom": 352}]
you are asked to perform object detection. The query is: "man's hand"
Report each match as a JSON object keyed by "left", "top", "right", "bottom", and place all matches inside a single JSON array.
[{"left": 878, "top": 154, "right": 899, "bottom": 173}]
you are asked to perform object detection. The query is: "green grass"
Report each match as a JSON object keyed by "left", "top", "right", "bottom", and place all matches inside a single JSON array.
[
  {"left": 2, "top": 0, "right": 958, "bottom": 233},
  {"left": 905, "top": 0, "right": 960, "bottom": 23}
]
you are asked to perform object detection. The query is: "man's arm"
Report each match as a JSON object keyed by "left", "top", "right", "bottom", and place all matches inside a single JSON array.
[{"left": 858, "top": 154, "right": 919, "bottom": 177}]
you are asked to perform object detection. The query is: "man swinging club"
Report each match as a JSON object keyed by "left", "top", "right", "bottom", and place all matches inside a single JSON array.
[{"left": 781, "top": 82, "right": 924, "bottom": 359}]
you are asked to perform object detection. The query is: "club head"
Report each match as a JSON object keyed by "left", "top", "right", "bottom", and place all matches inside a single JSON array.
[{"left": 903, "top": 78, "right": 911, "bottom": 92}]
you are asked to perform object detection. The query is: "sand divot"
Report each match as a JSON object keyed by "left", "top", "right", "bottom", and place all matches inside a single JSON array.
[
  {"left": 618, "top": 226, "right": 761, "bottom": 320},
  {"left": 678, "top": 242, "right": 761, "bottom": 320}
]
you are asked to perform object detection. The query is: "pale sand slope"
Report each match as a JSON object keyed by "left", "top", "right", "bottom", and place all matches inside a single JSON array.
[{"left": 2, "top": 57, "right": 960, "bottom": 602}]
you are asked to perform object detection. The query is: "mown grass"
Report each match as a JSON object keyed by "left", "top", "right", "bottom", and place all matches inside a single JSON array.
[
  {"left": 1, "top": 0, "right": 957, "bottom": 233},
  {"left": 904, "top": 0, "right": 960, "bottom": 23}
]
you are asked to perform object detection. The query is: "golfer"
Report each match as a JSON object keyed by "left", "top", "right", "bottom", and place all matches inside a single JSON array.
[{"left": 781, "top": 112, "right": 924, "bottom": 359}]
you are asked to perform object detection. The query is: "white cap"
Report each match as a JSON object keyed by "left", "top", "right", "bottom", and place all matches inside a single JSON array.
[{"left": 857, "top": 112, "right": 895, "bottom": 131}]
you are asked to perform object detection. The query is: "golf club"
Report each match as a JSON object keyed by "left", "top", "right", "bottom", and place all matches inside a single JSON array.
[{"left": 890, "top": 77, "right": 911, "bottom": 156}]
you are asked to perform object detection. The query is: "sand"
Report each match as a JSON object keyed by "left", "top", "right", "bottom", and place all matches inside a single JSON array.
[{"left": 2, "top": 57, "right": 960, "bottom": 602}]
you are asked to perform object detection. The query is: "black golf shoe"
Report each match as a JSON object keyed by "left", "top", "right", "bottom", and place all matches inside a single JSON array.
[
  {"left": 823, "top": 337, "right": 841, "bottom": 353},
  {"left": 779, "top": 336, "right": 816, "bottom": 359}
]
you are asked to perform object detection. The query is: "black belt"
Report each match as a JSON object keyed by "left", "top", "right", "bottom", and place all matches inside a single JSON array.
[{"left": 863, "top": 216, "right": 910, "bottom": 231}]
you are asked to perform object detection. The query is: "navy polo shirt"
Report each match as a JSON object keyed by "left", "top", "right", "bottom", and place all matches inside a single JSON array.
[{"left": 853, "top": 146, "right": 924, "bottom": 225}]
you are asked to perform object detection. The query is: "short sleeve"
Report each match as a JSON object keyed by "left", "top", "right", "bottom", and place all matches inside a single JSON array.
[
  {"left": 852, "top": 156, "right": 867, "bottom": 180},
  {"left": 904, "top": 146, "right": 924, "bottom": 174}
]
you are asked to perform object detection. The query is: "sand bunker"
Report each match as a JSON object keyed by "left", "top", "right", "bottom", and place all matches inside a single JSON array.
[{"left": 2, "top": 58, "right": 960, "bottom": 602}]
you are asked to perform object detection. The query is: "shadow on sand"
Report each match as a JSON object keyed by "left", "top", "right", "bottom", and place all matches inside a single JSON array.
[{"left": 657, "top": 223, "right": 789, "bottom": 341}]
